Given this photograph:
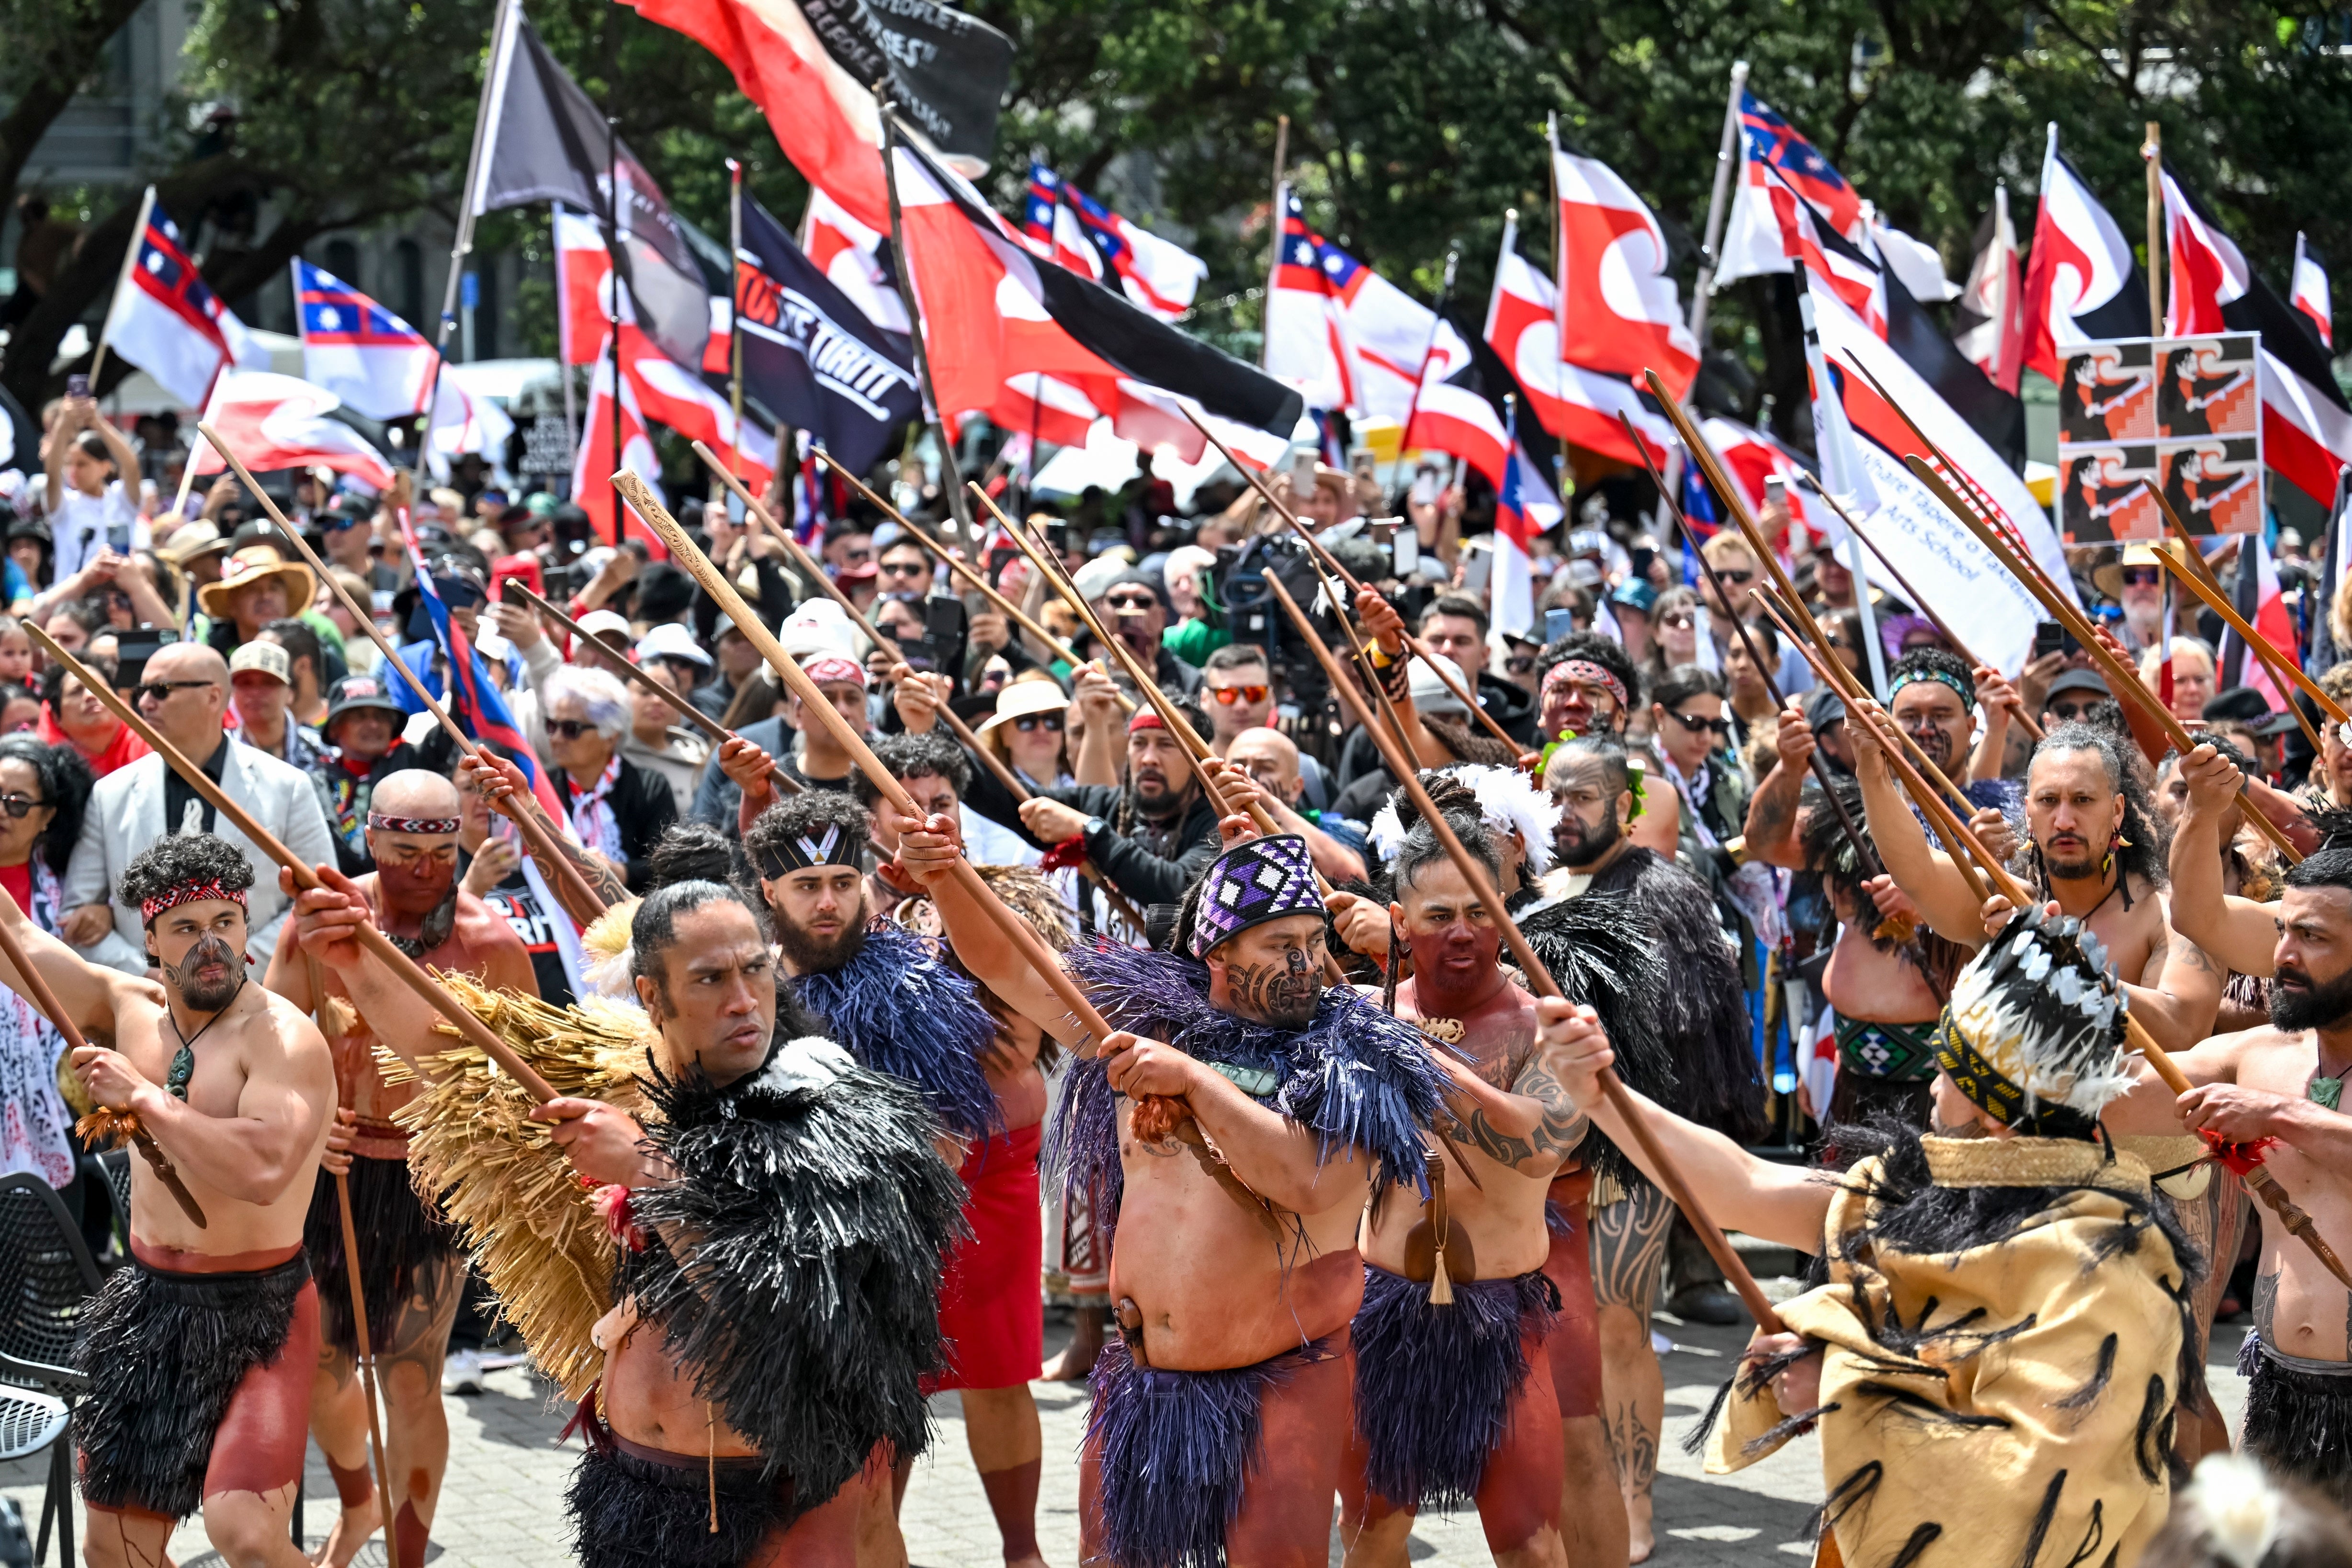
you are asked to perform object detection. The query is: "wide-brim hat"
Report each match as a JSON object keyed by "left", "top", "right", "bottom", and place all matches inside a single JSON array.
[
  {"left": 2091, "top": 542, "right": 2166, "bottom": 602},
  {"left": 197, "top": 545, "right": 315, "bottom": 620},
  {"left": 157, "top": 519, "right": 227, "bottom": 564},
  {"left": 976, "top": 677, "right": 1071, "bottom": 733}
]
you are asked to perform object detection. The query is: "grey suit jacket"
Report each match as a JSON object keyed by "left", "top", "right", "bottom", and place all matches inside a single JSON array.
[{"left": 62, "top": 738, "right": 340, "bottom": 974}]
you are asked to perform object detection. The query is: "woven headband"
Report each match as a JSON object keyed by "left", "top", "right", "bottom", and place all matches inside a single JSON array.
[
  {"left": 755, "top": 823, "right": 863, "bottom": 879},
  {"left": 1891, "top": 668, "right": 1975, "bottom": 710},
  {"left": 140, "top": 879, "right": 249, "bottom": 925},
  {"left": 1931, "top": 1013, "right": 2096, "bottom": 1139},
  {"left": 368, "top": 813, "right": 461, "bottom": 835},
  {"left": 1542, "top": 659, "right": 1628, "bottom": 708}
]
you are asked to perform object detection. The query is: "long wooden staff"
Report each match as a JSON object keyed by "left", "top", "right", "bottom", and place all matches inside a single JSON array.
[
  {"left": 0, "top": 889, "right": 205, "bottom": 1227},
  {"left": 980, "top": 493, "right": 1240, "bottom": 821},
  {"left": 25, "top": 626, "right": 565, "bottom": 1105},
  {"left": 502, "top": 581, "right": 802, "bottom": 798},
  {"left": 2142, "top": 482, "right": 2343, "bottom": 740},
  {"left": 1791, "top": 473, "right": 2045, "bottom": 744},
  {"left": 612, "top": 472, "right": 1119, "bottom": 1058},
  {"left": 1263, "top": 568, "right": 1782, "bottom": 1329},
  {"left": 307, "top": 950, "right": 401, "bottom": 1568},
  {"left": 1758, "top": 603, "right": 2352, "bottom": 1289},
  {"left": 680, "top": 466, "right": 1147, "bottom": 934},
  {"left": 1178, "top": 409, "right": 1522, "bottom": 756},
  {"left": 1900, "top": 454, "right": 2303, "bottom": 866},
  {"left": 807, "top": 450, "right": 1100, "bottom": 674},
  {"left": 196, "top": 424, "right": 611, "bottom": 918},
  {"left": 1618, "top": 411, "right": 1885, "bottom": 880}
]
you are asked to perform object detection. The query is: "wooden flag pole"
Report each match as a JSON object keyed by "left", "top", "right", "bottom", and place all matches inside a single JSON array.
[
  {"left": 25, "top": 626, "right": 565, "bottom": 1105},
  {"left": 195, "top": 423, "right": 611, "bottom": 919},
  {"left": 1900, "top": 455, "right": 2303, "bottom": 866},
  {"left": 613, "top": 470, "right": 1118, "bottom": 1053},
  {"left": 1264, "top": 568, "right": 1785, "bottom": 1332},
  {"left": 2145, "top": 123, "right": 2166, "bottom": 338},
  {"left": 807, "top": 451, "right": 1104, "bottom": 677},
  {"left": 502, "top": 580, "right": 803, "bottom": 797}
]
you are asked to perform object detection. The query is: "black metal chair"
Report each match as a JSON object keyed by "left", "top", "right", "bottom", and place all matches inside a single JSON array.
[{"left": 0, "top": 1174, "right": 104, "bottom": 1566}]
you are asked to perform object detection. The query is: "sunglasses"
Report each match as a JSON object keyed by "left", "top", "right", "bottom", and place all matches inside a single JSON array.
[
  {"left": 324, "top": 513, "right": 364, "bottom": 532},
  {"left": 2121, "top": 566, "right": 2161, "bottom": 587},
  {"left": 1013, "top": 713, "right": 1065, "bottom": 733},
  {"left": 546, "top": 719, "right": 600, "bottom": 740},
  {"left": 2047, "top": 700, "right": 2099, "bottom": 722},
  {"left": 0, "top": 793, "right": 48, "bottom": 819},
  {"left": 1104, "top": 594, "right": 1157, "bottom": 613},
  {"left": 1665, "top": 708, "right": 1731, "bottom": 736},
  {"left": 1714, "top": 567, "right": 1756, "bottom": 585},
  {"left": 1207, "top": 684, "right": 1269, "bottom": 705},
  {"left": 135, "top": 679, "right": 214, "bottom": 704},
  {"left": 1504, "top": 656, "right": 1537, "bottom": 676},
  {"left": 1659, "top": 612, "right": 1695, "bottom": 630},
  {"left": 879, "top": 560, "right": 927, "bottom": 578}
]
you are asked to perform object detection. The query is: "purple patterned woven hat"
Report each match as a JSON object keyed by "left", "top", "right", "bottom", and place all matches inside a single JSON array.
[{"left": 1190, "top": 834, "right": 1324, "bottom": 958}]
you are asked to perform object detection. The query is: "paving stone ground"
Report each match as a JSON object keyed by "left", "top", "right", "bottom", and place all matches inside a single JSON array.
[{"left": 0, "top": 1290, "right": 2254, "bottom": 1568}]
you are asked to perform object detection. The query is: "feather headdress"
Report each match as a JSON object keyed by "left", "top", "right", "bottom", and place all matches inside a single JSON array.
[
  {"left": 1369, "top": 764, "right": 1563, "bottom": 877},
  {"left": 381, "top": 977, "right": 655, "bottom": 1399},
  {"left": 1934, "top": 904, "right": 2136, "bottom": 1136}
]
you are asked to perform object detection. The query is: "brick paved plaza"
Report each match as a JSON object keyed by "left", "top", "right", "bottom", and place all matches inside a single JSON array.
[{"left": 0, "top": 1273, "right": 2256, "bottom": 1568}]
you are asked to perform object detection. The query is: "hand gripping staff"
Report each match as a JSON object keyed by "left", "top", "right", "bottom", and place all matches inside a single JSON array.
[
  {"left": 1752, "top": 593, "right": 2352, "bottom": 1291},
  {"left": 24, "top": 624, "right": 566, "bottom": 1109},
  {"left": 1178, "top": 409, "right": 1526, "bottom": 759},
  {"left": 1260, "top": 568, "right": 1786, "bottom": 1332},
  {"left": 610, "top": 472, "right": 1124, "bottom": 1064},
  {"left": 195, "top": 423, "right": 613, "bottom": 918},
  {"left": 501, "top": 580, "right": 803, "bottom": 798},
  {"left": 0, "top": 889, "right": 206, "bottom": 1228}
]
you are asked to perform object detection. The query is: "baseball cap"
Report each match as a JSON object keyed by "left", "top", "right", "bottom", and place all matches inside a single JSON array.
[
  {"left": 2204, "top": 685, "right": 2299, "bottom": 736},
  {"left": 324, "top": 674, "right": 405, "bottom": 723},
  {"left": 228, "top": 641, "right": 291, "bottom": 686},
  {"left": 1801, "top": 686, "right": 1847, "bottom": 733},
  {"left": 2045, "top": 668, "right": 2110, "bottom": 704},
  {"left": 634, "top": 621, "right": 713, "bottom": 670},
  {"left": 576, "top": 609, "right": 633, "bottom": 648}
]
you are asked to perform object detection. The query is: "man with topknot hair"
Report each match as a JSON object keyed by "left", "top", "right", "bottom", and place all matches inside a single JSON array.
[{"left": 0, "top": 830, "right": 336, "bottom": 1568}]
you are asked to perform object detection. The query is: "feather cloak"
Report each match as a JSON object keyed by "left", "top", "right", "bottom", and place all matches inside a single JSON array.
[{"left": 791, "top": 922, "right": 1003, "bottom": 1142}]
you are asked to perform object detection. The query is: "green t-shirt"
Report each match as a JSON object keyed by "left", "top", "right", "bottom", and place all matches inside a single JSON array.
[{"left": 1163, "top": 617, "right": 1230, "bottom": 666}]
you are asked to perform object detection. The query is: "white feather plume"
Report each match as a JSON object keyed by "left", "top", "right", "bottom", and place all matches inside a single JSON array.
[{"left": 1365, "top": 764, "right": 1563, "bottom": 878}]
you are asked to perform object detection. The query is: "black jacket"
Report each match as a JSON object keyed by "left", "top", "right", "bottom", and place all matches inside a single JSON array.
[
  {"left": 560, "top": 754, "right": 678, "bottom": 891},
  {"left": 1038, "top": 782, "right": 1220, "bottom": 906}
]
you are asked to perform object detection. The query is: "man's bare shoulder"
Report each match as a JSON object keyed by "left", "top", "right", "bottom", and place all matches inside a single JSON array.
[
  {"left": 241, "top": 985, "right": 335, "bottom": 1075},
  {"left": 2171, "top": 1021, "right": 2285, "bottom": 1082},
  {"left": 454, "top": 891, "right": 532, "bottom": 958}
]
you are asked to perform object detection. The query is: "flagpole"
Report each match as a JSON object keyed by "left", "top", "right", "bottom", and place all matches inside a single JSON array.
[
  {"left": 87, "top": 184, "right": 156, "bottom": 391},
  {"left": 416, "top": 0, "right": 517, "bottom": 480},
  {"left": 2144, "top": 120, "right": 2165, "bottom": 333},
  {"left": 1260, "top": 116, "right": 1288, "bottom": 370},
  {"left": 1686, "top": 60, "right": 1749, "bottom": 346},
  {"left": 1547, "top": 113, "right": 1566, "bottom": 367},
  {"left": 727, "top": 157, "right": 746, "bottom": 492},
  {"left": 553, "top": 205, "right": 579, "bottom": 479},
  {"left": 875, "top": 96, "right": 975, "bottom": 539}
]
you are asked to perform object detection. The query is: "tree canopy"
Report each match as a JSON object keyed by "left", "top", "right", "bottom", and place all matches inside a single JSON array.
[{"left": 4, "top": 0, "right": 2346, "bottom": 440}]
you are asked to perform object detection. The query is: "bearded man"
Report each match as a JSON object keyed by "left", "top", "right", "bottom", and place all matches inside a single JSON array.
[
  {"left": 1517, "top": 735, "right": 1762, "bottom": 1561},
  {"left": 0, "top": 834, "right": 335, "bottom": 1568},
  {"left": 894, "top": 817, "right": 1442, "bottom": 1568},
  {"left": 264, "top": 770, "right": 539, "bottom": 1568},
  {"left": 741, "top": 789, "right": 1052, "bottom": 1568},
  {"left": 288, "top": 873, "right": 962, "bottom": 1566}
]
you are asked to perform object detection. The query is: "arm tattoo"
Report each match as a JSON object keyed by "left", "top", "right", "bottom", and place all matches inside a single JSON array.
[{"left": 1447, "top": 1049, "right": 1590, "bottom": 1171}]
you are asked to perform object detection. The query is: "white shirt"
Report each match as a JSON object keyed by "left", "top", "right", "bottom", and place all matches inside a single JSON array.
[{"left": 46, "top": 481, "right": 147, "bottom": 582}]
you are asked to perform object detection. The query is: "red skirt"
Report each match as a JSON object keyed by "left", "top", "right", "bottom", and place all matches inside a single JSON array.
[{"left": 926, "top": 1120, "right": 1044, "bottom": 1393}]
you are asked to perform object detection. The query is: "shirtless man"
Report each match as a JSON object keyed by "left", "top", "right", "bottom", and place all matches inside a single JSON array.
[
  {"left": 1852, "top": 713, "right": 2223, "bottom": 1053},
  {"left": 290, "top": 873, "right": 958, "bottom": 1566},
  {"left": 0, "top": 834, "right": 335, "bottom": 1568},
  {"left": 2102, "top": 839, "right": 2352, "bottom": 1506},
  {"left": 1341, "top": 819, "right": 1580, "bottom": 1568},
  {"left": 893, "top": 818, "right": 1441, "bottom": 1568},
  {"left": 263, "top": 771, "right": 538, "bottom": 1568}
]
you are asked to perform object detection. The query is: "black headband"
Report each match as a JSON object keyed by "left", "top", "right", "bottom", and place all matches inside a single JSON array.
[
  {"left": 1931, "top": 1014, "right": 2098, "bottom": 1139},
  {"left": 754, "top": 823, "right": 862, "bottom": 879}
]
